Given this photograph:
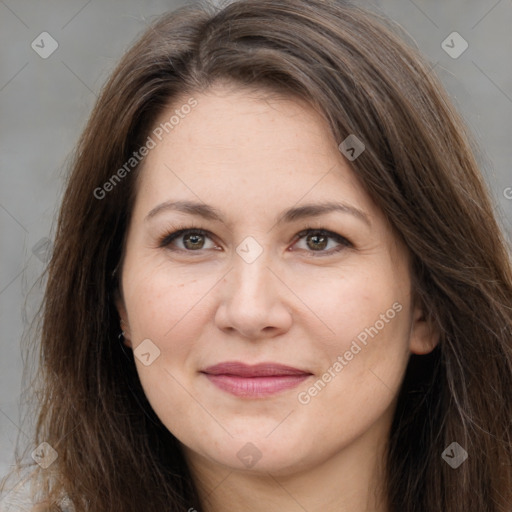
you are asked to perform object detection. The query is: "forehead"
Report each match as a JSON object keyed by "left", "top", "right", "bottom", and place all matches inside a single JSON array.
[
  {"left": 154, "top": 85, "right": 335, "bottom": 157},
  {"left": 136, "top": 86, "right": 367, "bottom": 207}
]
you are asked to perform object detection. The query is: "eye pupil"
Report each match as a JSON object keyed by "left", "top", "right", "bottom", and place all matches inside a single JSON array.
[
  {"left": 184, "top": 233, "right": 204, "bottom": 249},
  {"left": 307, "top": 233, "right": 328, "bottom": 250}
]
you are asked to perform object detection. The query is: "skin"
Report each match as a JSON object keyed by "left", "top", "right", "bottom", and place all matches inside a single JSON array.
[{"left": 115, "top": 83, "right": 438, "bottom": 512}]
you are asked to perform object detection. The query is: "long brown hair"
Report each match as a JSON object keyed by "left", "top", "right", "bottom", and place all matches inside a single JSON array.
[{"left": 2, "top": 0, "right": 511, "bottom": 510}]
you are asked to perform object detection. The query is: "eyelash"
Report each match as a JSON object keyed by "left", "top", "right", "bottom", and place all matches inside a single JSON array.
[{"left": 157, "top": 225, "right": 353, "bottom": 257}]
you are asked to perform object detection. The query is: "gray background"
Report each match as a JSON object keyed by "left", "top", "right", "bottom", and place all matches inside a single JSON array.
[{"left": 1, "top": 0, "right": 511, "bottom": 481}]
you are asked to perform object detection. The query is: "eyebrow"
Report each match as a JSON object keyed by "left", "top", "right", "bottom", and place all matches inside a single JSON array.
[{"left": 145, "top": 199, "right": 371, "bottom": 227}]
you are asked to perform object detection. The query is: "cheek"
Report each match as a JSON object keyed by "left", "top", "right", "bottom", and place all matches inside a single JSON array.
[
  {"left": 302, "top": 266, "right": 412, "bottom": 400},
  {"left": 294, "top": 294, "right": 411, "bottom": 456},
  {"left": 123, "top": 287, "right": 210, "bottom": 440},
  {"left": 121, "top": 273, "right": 208, "bottom": 401},
  {"left": 123, "top": 262, "right": 216, "bottom": 345},
  {"left": 301, "top": 264, "right": 408, "bottom": 346}
]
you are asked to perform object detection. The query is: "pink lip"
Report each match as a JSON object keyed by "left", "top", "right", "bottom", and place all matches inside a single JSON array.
[{"left": 201, "top": 361, "right": 312, "bottom": 398}]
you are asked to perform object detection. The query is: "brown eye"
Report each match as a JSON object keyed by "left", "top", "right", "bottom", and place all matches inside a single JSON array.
[
  {"left": 292, "top": 228, "right": 352, "bottom": 256},
  {"left": 306, "top": 232, "right": 329, "bottom": 251},
  {"left": 182, "top": 232, "right": 206, "bottom": 250},
  {"left": 159, "top": 228, "right": 217, "bottom": 251}
]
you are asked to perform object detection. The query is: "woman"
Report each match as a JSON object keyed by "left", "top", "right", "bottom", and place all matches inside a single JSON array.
[{"left": 2, "top": 0, "right": 511, "bottom": 510}]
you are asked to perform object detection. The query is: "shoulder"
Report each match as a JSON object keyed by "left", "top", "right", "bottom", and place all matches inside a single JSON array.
[
  {"left": 1, "top": 469, "right": 74, "bottom": 512},
  {"left": 1, "top": 487, "right": 73, "bottom": 512}
]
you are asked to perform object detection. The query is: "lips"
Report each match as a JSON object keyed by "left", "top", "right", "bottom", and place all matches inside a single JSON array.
[
  {"left": 202, "top": 361, "right": 310, "bottom": 377},
  {"left": 201, "top": 361, "right": 312, "bottom": 397}
]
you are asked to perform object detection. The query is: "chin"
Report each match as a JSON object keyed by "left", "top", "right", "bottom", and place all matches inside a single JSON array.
[{"left": 187, "top": 426, "right": 324, "bottom": 476}]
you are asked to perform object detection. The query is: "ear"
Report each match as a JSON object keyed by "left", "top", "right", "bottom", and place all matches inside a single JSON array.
[
  {"left": 409, "top": 300, "right": 439, "bottom": 355},
  {"left": 114, "top": 288, "right": 132, "bottom": 348}
]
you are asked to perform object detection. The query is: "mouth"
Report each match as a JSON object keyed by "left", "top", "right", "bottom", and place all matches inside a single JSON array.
[{"left": 200, "top": 361, "right": 313, "bottom": 398}]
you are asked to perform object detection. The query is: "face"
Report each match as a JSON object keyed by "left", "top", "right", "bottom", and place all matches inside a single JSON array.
[{"left": 116, "top": 83, "right": 437, "bottom": 477}]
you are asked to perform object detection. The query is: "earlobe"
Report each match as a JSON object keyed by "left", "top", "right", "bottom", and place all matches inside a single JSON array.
[
  {"left": 409, "top": 303, "right": 440, "bottom": 355},
  {"left": 119, "top": 319, "right": 132, "bottom": 348},
  {"left": 114, "top": 290, "right": 132, "bottom": 348}
]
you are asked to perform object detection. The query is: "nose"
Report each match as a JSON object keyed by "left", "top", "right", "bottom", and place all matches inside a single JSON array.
[{"left": 214, "top": 252, "right": 293, "bottom": 340}]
